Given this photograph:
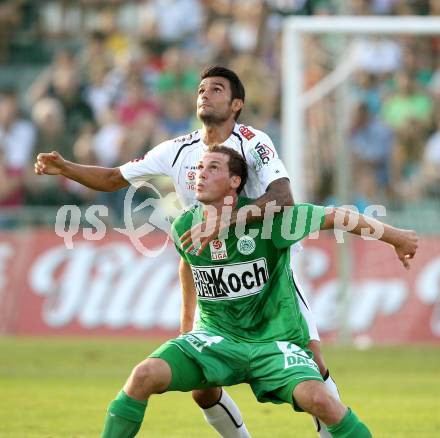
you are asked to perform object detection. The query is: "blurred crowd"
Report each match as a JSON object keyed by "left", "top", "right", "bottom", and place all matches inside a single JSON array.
[{"left": 0, "top": 0, "right": 439, "bottom": 221}]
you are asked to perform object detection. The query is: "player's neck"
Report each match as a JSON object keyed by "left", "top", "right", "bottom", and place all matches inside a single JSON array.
[
  {"left": 201, "top": 120, "right": 236, "bottom": 147},
  {"left": 202, "top": 193, "right": 238, "bottom": 217}
]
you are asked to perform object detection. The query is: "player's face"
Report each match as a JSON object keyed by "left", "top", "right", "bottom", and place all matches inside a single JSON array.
[
  {"left": 196, "top": 152, "right": 237, "bottom": 204},
  {"left": 197, "top": 77, "right": 239, "bottom": 124}
]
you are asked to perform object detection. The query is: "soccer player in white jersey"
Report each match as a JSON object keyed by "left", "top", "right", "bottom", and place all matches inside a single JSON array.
[{"left": 36, "top": 66, "right": 338, "bottom": 437}]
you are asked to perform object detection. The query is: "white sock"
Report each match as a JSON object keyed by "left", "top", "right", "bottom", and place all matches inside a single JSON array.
[
  {"left": 313, "top": 371, "right": 341, "bottom": 438},
  {"left": 202, "top": 389, "right": 251, "bottom": 438}
]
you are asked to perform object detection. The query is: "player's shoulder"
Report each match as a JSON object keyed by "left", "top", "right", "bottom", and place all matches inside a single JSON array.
[
  {"left": 172, "top": 129, "right": 201, "bottom": 146},
  {"left": 235, "top": 123, "right": 273, "bottom": 145},
  {"left": 171, "top": 203, "right": 200, "bottom": 235}
]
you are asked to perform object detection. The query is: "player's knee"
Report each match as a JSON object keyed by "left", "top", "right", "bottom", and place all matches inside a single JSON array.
[
  {"left": 307, "top": 390, "right": 333, "bottom": 415},
  {"left": 129, "top": 359, "right": 170, "bottom": 396},
  {"left": 294, "top": 382, "right": 332, "bottom": 416},
  {"left": 192, "top": 387, "right": 222, "bottom": 408},
  {"left": 300, "top": 389, "right": 345, "bottom": 424}
]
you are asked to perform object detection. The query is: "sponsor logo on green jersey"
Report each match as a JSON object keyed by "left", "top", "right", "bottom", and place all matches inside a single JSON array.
[{"left": 191, "top": 258, "right": 268, "bottom": 300}]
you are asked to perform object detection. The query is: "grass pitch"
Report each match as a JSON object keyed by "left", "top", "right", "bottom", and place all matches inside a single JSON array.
[{"left": 0, "top": 337, "right": 439, "bottom": 438}]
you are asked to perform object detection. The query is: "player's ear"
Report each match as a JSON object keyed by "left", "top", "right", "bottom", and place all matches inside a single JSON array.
[
  {"left": 231, "top": 175, "right": 241, "bottom": 191},
  {"left": 232, "top": 98, "right": 243, "bottom": 114}
]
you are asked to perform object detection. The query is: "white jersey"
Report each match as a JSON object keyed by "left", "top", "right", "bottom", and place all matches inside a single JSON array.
[
  {"left": 119, "top": 123, "right": 289, "bottom": 207},
  {"left": 120, "top": 122, "right": 319, "bottom": 341}
]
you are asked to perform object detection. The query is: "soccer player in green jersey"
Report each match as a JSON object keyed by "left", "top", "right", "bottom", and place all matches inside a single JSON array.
[{"left": 101, "top": 146, "right": 417, "bottom": 437}]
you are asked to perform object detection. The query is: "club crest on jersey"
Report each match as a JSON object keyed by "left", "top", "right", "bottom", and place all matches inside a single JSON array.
[
  {"left": 209, "top": 239, "right": 228, "bottom": 260},
  {"left": 237, "top": 235, "right": 256, "bottom": 255}
]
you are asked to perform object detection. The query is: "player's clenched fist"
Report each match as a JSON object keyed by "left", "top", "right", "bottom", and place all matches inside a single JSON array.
[
  {"left": 34, "top": 151, "right": 66, "bottom": 176},
  {"left": 394, "top": 229, "right": 418, "bottom": 270}
]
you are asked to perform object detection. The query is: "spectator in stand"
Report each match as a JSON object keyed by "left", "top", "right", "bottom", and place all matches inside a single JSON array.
[
  {"left": 116, "top": 77, "right": 159, "bottom": 127},
  {"left": 92, "top": 104, "right": 125, "bottom": 168},
  {"left": 382, "top": 71, "right": 435, "bottom": 191},
  {"left": 78, "top": 30, "right": 113, "bottom": 82},
  {"left": 160, "top": 92, "right": 192, "bottom": 137},
  {"left": 0, "top": 89, "right": 35, "bottom": 207},
  {"left": 369, "top": 0, "right": 400, "bottom": 15},
  {"left": 196, "top": 18, "right": 234, "bottom": 66},
  {"left": 382, "top": 70, "right": 435, "bottom": 132},
  {"left": 419, "top": 118, "right": 440, "bottom": 198},
  {"left": 354, "top": 36, "right": 402, "bottom": 76},
  {"left": 27, "top": 49, "right": 95, "bottom": 159},
  {"left": 31, "top": 97, "right": 67, "bottom": 158},
  {"left": 137, "top": 39, "right": 163, "bottom": 90},
  {"left": 98, "top": 8, "right": 131, "bottom": 60},
  {"left": 84, "top": 63, "right": 114, "bottom": 124},
  {"left": 0, "top": 1, "right": 22, "bottom": 63},
  {"left": 27, "top": 48, "right": 77, "bottom": 105},
  {"left": 392, "top": 0, "right": 430, "bottom": 15},
  {"left": 116, "top": 77, "right": 165, "bottom": 160},
  {"left": 351, "top": 71, "right": 384, "bottom": 115},
  {"left": 400, "top": 41, "right": 434, "bottom": 88},
  {"left": 25, "top": 97, "right": 71, "bottom": 206},
  {"left": 350, "top": 102, "right": 394, "bottom": 200},
  {"left": 402, "top": 117, "right": 440, "bottom": 200},
  {"left": 230, "top": 53, "right": 277, "bottom": 120},
  {"left": 228, "top": 1, "right": 265, "bottom": 54},
  {"left": 429, "top": 59, "right": 440, "bottom": 99},
  {"left": 154, "top": 46, "right": 199, "bottom": 101},
  {"left": 142, "top": 0, "right": 204, "bottom": 45}
]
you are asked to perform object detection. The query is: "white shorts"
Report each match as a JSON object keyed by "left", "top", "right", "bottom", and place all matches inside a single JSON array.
[{"left": 290, "top": 245, "right": 320, "bottom": 342}]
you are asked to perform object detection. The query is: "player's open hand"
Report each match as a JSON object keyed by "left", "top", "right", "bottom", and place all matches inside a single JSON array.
[
  {"left": 394, "top": 229, "right": 418, "bottom": 270},
  {"left": 180, "top": 215, "right": 226, "bottom": 255},
  {"left": 34, "top": 151, "right": 66, "bottom": 176}
]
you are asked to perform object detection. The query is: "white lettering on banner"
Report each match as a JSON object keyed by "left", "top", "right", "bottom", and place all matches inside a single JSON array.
[
  {"left": 312, "top": 279, "right": 407, "bottom": 333},
  {"left": 297, "top": 246, "right": 409, "bottom": 333},
  {"left": 348, "top": 280, "right": 407, "bottom": 332},
  {"left": 416, "top": 257, "right": 440, "bottom": 336},
  {"left": 29, "top": 243, "right": 181, "bottom": 329},
  {"left": 78, "top": 244, "right": 135, "bottom": 328},
  {"left": 310, "top": 280, "right": 340, "bottom": 332},
  {"left": 30, "top": 244, "right": 95, "bottom": 327},
  {"left": 0, "top": 244, "right": 13, "bottom": 293}
]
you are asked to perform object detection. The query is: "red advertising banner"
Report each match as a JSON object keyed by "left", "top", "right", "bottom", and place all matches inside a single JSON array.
[{"left": 0, "top": 229, "right": 439, "bottom": 343}]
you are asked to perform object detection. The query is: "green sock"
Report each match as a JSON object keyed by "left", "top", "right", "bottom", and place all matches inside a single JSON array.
[
  {"left": 326, "top": 408, "right": 372, "bottom": 438},
  {"left": 101, "top": 390, "right": 148, "bottom": 438}
]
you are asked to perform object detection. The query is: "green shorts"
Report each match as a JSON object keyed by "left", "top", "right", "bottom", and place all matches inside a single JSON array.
[{"left": 149, "top": 330, "right": 323, "bottom": 410}]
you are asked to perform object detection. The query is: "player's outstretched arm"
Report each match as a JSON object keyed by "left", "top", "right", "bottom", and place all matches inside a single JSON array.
[
  {"left": 255, "top": 177, "right": 294, "bottom": 213},
  {"left": 179, "top": 258, "right": 197, "bottom": 333},
  {"left": 321, "top": 207, "right": 418, "bottom": 270},
  {"left": 34, "top": 151, "right": 129, "bottom": 192}
]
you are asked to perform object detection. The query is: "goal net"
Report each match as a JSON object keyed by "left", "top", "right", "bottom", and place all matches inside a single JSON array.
[{"left": 281, "top": 17, "right": 440, "bottom": 345}]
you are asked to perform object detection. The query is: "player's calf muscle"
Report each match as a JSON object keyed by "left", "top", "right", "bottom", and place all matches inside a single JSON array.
[{"left": 192, "top": 387, "right": 222, "bottom": 408}]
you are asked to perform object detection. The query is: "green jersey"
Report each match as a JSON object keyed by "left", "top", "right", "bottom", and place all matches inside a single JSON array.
[{"left": 171, "top": 198, "right": 325, "bottom": 347}]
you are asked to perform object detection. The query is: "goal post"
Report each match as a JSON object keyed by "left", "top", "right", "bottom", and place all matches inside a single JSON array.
[
  {"left": 281, "top": 16, "right": 440, "bottom": 345},
  {"left": 282, "top": 15, "right": 440, "bottom": 202}
]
